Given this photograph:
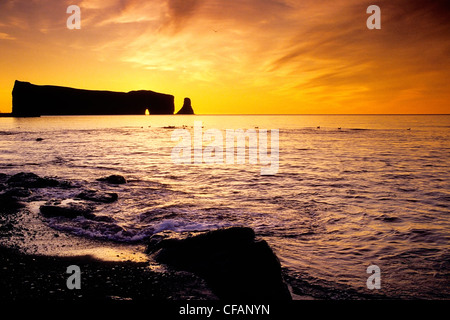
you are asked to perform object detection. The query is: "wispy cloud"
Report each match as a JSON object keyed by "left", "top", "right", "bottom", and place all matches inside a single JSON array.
[
  {"left": 264, "top": 0, "right": 450, "bottom": 110},
  {"left": 0, "top": 32, "right": 15, "bottom": 40},
  {"left": 164, "top": 0, "right": 202, "bottom": 31}
]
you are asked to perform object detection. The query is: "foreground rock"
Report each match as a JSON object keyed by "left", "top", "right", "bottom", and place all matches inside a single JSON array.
[
  {"left": 97, "top": 175, "right": 127, "bottom": 185},
  {"left": 2, "top": 188, "right": 32, "bottom": 198},
  {"left": 146, "top": 227, "right": 292, "bottom": 300},
  {"left": 40, "top": 203, "right": 93, "bottom": 219},
  {"left": 76, "top": 189, "right": 118, "bottom": 203},
  {"left": 7, "top": 172, "right": 59, "bottom": 188},
  {"left": 0, "top": 193, "right": 25, "bottom": 214},
  {"left": 0, "top": 173, "right": 8, "bottom": 184}
]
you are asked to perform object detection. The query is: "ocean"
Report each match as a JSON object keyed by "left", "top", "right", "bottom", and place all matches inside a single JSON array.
[{"left": 0, "top": 114, "right": 449, "bottom": 299}]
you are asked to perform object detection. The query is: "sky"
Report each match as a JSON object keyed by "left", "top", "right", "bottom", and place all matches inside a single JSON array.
[{"left": 0, "top": 0, "right": 449, "bottom": 114}]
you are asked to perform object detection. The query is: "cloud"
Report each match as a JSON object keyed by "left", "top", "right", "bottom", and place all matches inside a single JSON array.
[
  {"left": 0, "top": 0, "right": 448, "bottom": 112},
  {"left": 0, "top": 32, "right": 15, "bottom": 40},
  {"left": 263, "top": 0, "right": 450, "bottom": 108},
  {"left": 87, "top": 0, "right": 449, "bottom": 110},
  {"left": 0, "top": 0, "right": 69, "bottom": 39},
  {"left": 165, "top": 0, "right": 202, "bottom": 31}
]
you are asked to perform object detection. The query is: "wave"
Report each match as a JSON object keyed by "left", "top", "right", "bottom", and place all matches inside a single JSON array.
[{"left": 47, "top": 216, "right": 233, "bottom": 243}]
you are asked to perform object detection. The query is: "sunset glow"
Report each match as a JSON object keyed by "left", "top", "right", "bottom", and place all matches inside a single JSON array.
[{"left": 0, "top": 0, "right": 449, "bottom": 114}]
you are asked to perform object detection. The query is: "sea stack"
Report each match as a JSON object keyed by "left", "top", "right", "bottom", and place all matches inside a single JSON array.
[{"left": 176, "top": 97, "right": 195, "bottom": 115}]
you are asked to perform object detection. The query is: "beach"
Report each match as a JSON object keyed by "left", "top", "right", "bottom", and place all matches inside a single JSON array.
[
  {"left": 0, "top": 245, "right": 217, "bottom": 300},
  {"left": 0, "top": 186, "right": 216, "bottom": 301},
  {"left": 0, "top": 171, "right": 292, "bottom": 301}
]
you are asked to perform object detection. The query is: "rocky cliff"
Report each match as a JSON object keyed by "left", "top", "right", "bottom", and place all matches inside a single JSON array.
[{"left": 12, "top": 80, "right": 175, "bottom": 116}]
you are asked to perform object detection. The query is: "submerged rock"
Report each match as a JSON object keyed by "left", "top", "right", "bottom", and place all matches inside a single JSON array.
[
  {"left": 40, "top": 203, "right": 93, "bottom": 219},
  {"left": 76, "top": 189, "right": 118, "bottom": 203},
  {"left": 146, "top": 227, "right": 292, "bottom": 300},
  {"left": 7, "top": 172, "right": 59, "bottom": 188},
  {"left": 97, "top": 175, "right": 127, "bottom": 185}
]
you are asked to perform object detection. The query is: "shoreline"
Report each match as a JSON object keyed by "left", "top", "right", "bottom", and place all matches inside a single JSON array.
[
  {"left": 0, "top": 244, "right": 217, "bottom": 300},
  {"left": 0, "top": 171, "right": 295, "bottom": 301},
  {"left": 0, "top": 171, "right": 218, "bottom": 300}
]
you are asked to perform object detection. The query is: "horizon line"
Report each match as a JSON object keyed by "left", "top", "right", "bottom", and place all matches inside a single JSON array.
[{"left": 1, "top": 113, "right": 450, "bottom": 116}]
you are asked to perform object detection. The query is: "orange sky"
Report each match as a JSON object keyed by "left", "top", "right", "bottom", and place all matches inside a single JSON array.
[{"left": 0, "top": 0, "right": 449, "bottom": 114}]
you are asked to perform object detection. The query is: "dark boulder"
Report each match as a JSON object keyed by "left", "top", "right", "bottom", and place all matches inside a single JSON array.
[
  {"left": 0, "top": 192, "right": 25, "bottom": 214},
  {"left": 146, "top": 227, "right": 292, "bottom": 300},
  {"left": 7, "top": 172, "right": 59, "bottom": 188},
  {"left": 40, "top": 203, "right": 93, "bottom": 219},
  {"left": 96, "top": 175, "right": 127, "bottom": 185},
  {"left": 2, "top": 188, "right": 32, "bottom": 198},
  {"left": 88, "top": 214, "right": 115, "bottom": 223},
  {"left": 0, "top": 173, "right": 8, "bottom": 183},
  {"left": 76, "top": 189, "right": 118, "bottom": 203},
  {"left": 176, "top": 97, "right": 195, "bottom": 115}
]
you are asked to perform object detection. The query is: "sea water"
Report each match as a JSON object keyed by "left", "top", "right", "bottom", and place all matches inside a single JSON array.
[{"left": 0, "top": 114, "right": 449, "bottom": 299}]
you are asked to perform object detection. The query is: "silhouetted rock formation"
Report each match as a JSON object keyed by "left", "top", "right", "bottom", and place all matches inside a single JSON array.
[
  {"left": 76, "top": 189, "right": 118, "bottom": 203},
  {"left": 7, "top": 172, "right": 59, "bottom": 188},
  {"left": 96, "top": 175, "right": 127, "bottom": 184},
  {"left": 176, "top": 97, "right": 195, "bottom": 114},
  {"left": 12, "top": 80, "right": 175, "bottom": 117},
  {"left": 40, "top": 203, "right": 93, "bottom": 219},
  {"left": 146, "top": 227, "right": 292, "bottom": 300},
  {"left": 0, "top": 192, "right": 25, "bottom": 214}
]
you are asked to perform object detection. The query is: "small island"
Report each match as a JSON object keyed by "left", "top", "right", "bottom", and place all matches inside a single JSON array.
[{"left": 9, "top": 80, "right": 194, "bottom": 117}]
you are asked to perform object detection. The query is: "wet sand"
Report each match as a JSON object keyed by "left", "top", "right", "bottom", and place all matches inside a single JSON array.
[{"left": 0, "top": 244, "right": 216, "bottom": 300}]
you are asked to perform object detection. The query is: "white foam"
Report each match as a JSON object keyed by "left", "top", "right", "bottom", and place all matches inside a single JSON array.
[{"left": 152, "top": 219, "right": 232, "bottom": 234}]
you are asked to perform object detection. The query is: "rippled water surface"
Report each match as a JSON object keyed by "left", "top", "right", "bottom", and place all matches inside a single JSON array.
[{"left": 1, "top": 115, "right": 449, "bottom": 299}]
